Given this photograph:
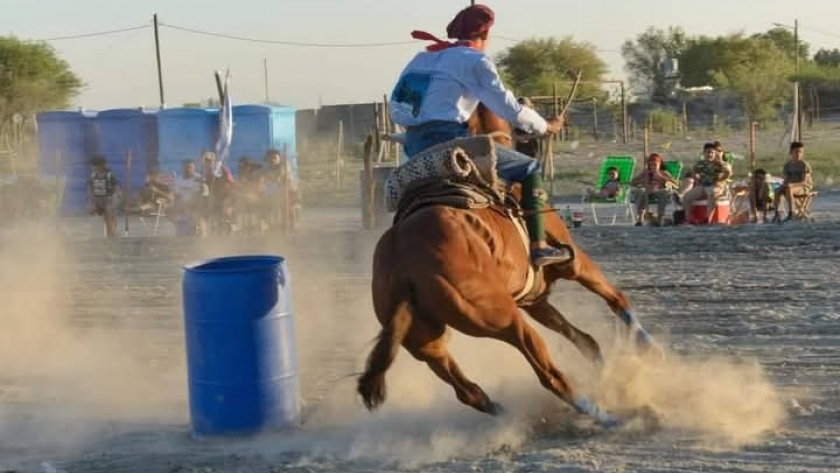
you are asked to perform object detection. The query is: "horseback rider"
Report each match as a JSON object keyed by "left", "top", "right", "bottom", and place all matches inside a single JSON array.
[{"left": 389, "top": 3, "right": 572, "bottom": 267}]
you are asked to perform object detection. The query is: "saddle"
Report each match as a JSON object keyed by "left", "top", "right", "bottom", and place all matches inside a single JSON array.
[{"left": 385, "top": 135, "right": 542, "bottom": 305}]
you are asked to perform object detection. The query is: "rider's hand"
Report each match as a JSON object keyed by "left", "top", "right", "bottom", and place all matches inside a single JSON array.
[{"left": 545, "top": 116, "right": 565, "bottom": 135}]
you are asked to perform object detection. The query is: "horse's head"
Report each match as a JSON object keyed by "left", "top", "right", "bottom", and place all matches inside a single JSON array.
[{"left": 467, "top": 103, "right": 513, "bottom": 148}]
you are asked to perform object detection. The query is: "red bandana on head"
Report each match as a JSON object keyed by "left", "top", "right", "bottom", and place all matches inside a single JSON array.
[{"left": 412, "top": 4, "right": 495, "bottom": 52}]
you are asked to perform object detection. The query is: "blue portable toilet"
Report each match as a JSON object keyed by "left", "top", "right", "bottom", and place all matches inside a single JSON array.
[
  {"left": 227, "top": 105, "right": 297, "bottom": 180},
  {"left": 36, "top": 110, "right": 100, "bottom": 216},
  {"left": 95, "top": 108, "right": 159, "bottom": 196},
  {"left": 157, "top": 108, "right": 218, "bottom": 176},
  {"left": 36, "top": 110, "right": 99, "bottom": 178}
]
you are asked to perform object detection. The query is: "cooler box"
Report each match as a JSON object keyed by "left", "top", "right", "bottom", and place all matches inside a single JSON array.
[{"left": 688, "top": 199, "right": 730, "bottom": 225}]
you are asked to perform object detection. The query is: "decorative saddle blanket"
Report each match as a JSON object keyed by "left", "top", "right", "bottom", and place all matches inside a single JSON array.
[{"left": 385, "top": 135, "right": 502, "bottom": 213}]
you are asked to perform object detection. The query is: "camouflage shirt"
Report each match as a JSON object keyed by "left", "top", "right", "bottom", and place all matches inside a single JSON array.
[{"left": 693, "top": 158, "right": 731, "bottom": 187}]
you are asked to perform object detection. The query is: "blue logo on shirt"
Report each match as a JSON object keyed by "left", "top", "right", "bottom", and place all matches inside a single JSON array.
[{"left": 392, "top": 73, "right": 431, "bottom": 117}]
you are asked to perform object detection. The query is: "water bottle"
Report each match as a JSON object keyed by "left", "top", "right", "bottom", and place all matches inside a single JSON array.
[
  {"left": 564, "top": 205, "right": 572, "bottom": 225},
  {"left": 572, "top": 209, "right": 583, "bottom": 228}
]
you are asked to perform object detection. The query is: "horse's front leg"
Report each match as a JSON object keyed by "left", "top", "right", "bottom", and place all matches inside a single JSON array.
[{"left": 541, "top": 210, "right": 664, "bottom": 358}]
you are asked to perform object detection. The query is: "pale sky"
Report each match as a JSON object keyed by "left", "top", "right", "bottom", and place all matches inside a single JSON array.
[{"left": 5, "top": 0, "right": 840, "bottom": 111}]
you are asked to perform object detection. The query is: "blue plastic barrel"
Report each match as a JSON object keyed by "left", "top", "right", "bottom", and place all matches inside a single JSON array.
[{"left": 181, "top": 255, "right": 300, "bottom": 436}]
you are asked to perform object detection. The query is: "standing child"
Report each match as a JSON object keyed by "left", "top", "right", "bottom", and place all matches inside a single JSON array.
[{"left": 87, "top": 155, "right": 120, "bottom": 237}]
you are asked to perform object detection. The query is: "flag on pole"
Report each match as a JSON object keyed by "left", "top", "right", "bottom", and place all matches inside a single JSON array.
[{"left": 214, "top": 69, "right": 233, "bottom": 177}]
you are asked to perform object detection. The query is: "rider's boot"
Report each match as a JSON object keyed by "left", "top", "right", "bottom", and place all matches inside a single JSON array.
[{"left": 521, "top": 173, "right": 574, "bottom": 267}]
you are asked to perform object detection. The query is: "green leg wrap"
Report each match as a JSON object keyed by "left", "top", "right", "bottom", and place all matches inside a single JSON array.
[{"left": 521, "top": 173, "right": 548, "bottom": 244}]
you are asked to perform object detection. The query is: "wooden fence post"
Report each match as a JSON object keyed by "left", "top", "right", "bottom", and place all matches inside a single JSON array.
[
  {"left": 335, "top": 120, "right": 344, "bottom": 190},
  {"left": 362, "top": 132, "right": 376, "bottom": 229}
]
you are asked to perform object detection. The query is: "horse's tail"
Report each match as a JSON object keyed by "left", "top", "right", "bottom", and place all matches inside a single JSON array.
[{"left": 357, "top": 293, "right": 414, "bottom": 411}]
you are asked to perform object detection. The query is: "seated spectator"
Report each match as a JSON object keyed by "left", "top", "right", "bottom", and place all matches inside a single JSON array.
[
  {"left": 201, "top": 151, "right": 236, "bottom": 232},
  {"left": 630, "top": 153, "right": 678, "bottom": 226},
  {"left": 772, "top": 141, "right": 812, "bottom": 222},
  {"left": 586, "top": 167, "right": 622, "bottom": 199},
  {"left": 173, "top": 160, "right": 206, "bottom": 210},
  {"left": 748, "top": 168, "right": 773, "bottom": 223},
  {"left": 263, "top": 148, "right": 301, "bottom": 228},
  {"left": 680, "top": 142, "right": 733, "bottom": 223},
  {"left": 136, "top": 162, "right": 174, "bottom": 214}
]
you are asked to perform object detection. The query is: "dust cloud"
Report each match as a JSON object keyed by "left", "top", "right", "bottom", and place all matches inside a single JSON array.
[
  {"left": 598, "top": 347, "right": 787, "bottom": 446},
  {"left": 0, "top": 225, "right": 187, "bottom": 461},
  {"left": 0, "top": 215, "right": 789, "bottom": 470}
]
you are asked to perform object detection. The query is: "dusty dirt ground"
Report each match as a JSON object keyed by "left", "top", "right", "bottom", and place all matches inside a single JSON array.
[{"left": 0, "top": 195, "right": 838, "bottom": 472}]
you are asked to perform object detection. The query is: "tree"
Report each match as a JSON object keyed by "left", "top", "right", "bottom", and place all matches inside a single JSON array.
[
  {"left": 495, "top": 37, "right": 608, "bottom": 100},
  {"left": 679, "top": 34, "right": 755, "bottom": 88},
  {"left": 621, "top": 26, "right": 688, "bottom": 102},
  {"left": 814, "top": 48, "right": 840, "bottom": 68},
  {"left": 0, "top": 36, "right": 83, "bottom": 129},
  {"left": 678, "top": 35, "right": 725, "bottom": 88},
  {"left": 712, "top": 38, "right": 794, "bottom": 122},
  {"left": 752, "top": 27, "right": 809, "bottom": 62}
]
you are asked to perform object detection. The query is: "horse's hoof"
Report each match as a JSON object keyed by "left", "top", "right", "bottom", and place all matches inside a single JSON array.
[
  {"left": 641, "top": 342, "right": 666, "bottom": 363},
  {"left": 634, "top": 405, "right": 662, "bottom": 432},
  {"left": 598, "top": 416, "right": 623, "bottom": 429},
  {"left": 617, "top": 405, "right": 661, "bottom": 433},
  {"left": 593, "top": 353, "right": 605, "bottom": 370},
  {"left": 487, "top": 401, "right": 506, "bottom": 417},
  {"left": 636, "top": 331, "right": 666, "bottom": 361}
]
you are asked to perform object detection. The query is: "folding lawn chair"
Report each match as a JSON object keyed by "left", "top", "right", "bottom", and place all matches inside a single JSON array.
[{"left": 582, "top": 155, "right": 636, "bottom": 225}]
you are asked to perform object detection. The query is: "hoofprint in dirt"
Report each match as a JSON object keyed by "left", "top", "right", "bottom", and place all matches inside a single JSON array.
[{"left": 1, "top": 204, "right": 838, "bottom": 473}]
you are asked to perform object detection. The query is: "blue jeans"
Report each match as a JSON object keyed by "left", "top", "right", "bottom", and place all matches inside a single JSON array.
[{"left": 404, "top": 121, "right": 541, "bottom": 183}]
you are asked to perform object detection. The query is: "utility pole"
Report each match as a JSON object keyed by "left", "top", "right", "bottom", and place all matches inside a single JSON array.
[
  {"left": 620, "top": 80, "right": 628, "bottom": 144},
  {"left": 794, "top": 19, "right": 800, "bottom": 72},
  {"left": 794, "top": 19, "right": 802, "bottom": 142},
  {"left": 263, "top": 59, "right": 270, "bottom": 103},
  {"left": 153, "top": 13, "right": 165, "bottom": 109},
  {"left": 776, "top": 20, "right": 802, "bottom": 142}
]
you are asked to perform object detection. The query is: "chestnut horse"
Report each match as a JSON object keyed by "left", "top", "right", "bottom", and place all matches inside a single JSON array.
[{"left": 357, "top": 104, "right": 658, "bottom": 426}]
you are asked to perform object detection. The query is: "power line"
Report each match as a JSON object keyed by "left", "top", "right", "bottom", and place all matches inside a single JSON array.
[
  {"left": 159, "top": 22, "right": 417, "bottom": 48},
  {"left": 30, "top": 23, "right": 151, "bottom": 42},
  {"left": 158, "top": 24, "right": 624, "bottom": 53},
  {"left": 797, "top": 24, "right": 840, "bottom": 41},
  {"left": 20, "top": 20, "right": 624, "bottom": 53}
]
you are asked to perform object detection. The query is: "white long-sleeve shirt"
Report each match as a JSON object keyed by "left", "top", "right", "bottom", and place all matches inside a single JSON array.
[{"left": 389, "top": 46, "right": 548, "bottom": 135}]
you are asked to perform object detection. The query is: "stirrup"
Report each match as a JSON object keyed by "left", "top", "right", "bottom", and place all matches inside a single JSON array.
[{"left": 531, "top": 243, "right": 575, "bottom": 268}]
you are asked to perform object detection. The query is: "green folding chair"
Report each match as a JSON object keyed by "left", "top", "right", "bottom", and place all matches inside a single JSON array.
[
  {"left": 582, "top": 155, "right": 636, "bottom": 225},
  {"left": 662, "top": 160, "right": 683, "bottom": 181}
]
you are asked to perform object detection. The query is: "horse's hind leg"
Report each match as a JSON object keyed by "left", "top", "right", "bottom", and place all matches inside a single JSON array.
[
  {"left": 496, "top": 310, "right": 620, "bottom": 427},
  {"left": 406, "top": 320, "right": 503, "bottom": 416},
  {"left": 524, "top": 300, "right": 603, "bottom": 366}
]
